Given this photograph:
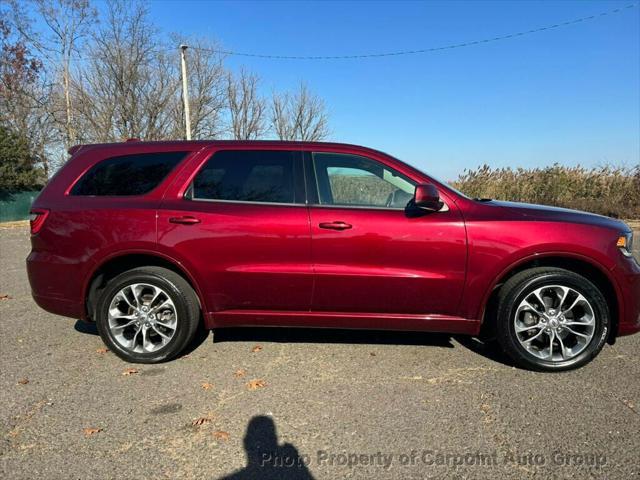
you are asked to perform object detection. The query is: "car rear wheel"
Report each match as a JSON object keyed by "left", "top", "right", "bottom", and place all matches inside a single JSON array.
[
  {"left": 495, "top": 267, "right": 610, "bottom": 371},
  {"left": 95, "top": 266, "right": 200, "bottom": 363}
]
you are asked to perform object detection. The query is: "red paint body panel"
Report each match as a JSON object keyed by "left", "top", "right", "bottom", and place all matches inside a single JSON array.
[
  {"left": 157, "top": 201, "right": 314, "bottom": 313},
  {"left": 25, "top": 140, "right": 640, "bottom": 340},
  {"left": 308, "top": 206, "right": 466, "bottom": 316}
]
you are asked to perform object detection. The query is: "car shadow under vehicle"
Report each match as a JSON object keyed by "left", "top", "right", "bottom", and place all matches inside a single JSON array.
[
  {"left": 213, "top": 327, "right": 455, "bottom": 348},
  {"left": 74, "top": 319, "right": 514, "bottom": 367},
  {"left": 73, "top": 318, "right": 211, "bottom": 357}
]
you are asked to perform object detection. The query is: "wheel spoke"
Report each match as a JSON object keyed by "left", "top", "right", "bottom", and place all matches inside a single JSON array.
[
  {"left": 523, "top": 328, "right": 546, "bottom": 344},
  {"left": 129, "top": 325, "right": 142, "bottom": 350},
  {"left": 563, "top": 326, "right": 591, "bottom": 339},
  {"left": 132, "top": 284, "right": 146, "bottom": 308},
  {"left": 154, "top": 320, "right": 176, "bottom": 331},
  {"left": 556, "top": 286, "right": 570, "bottom": 310},
  {"left": 556, "top": 333, "right": 567, "bottom": 360},
  {"left": 546, "top": 331, "right": 555, "bottom": 359},
  {"left": 117, "top": 290, "right": 136, "bottom": 309},
  {"left": 532, "top": 290, "right": 548, "bottom": 312},
  {"left": 515, "top": 323, "right": 541, "bottom": 333},
  {"left": 564, "top": 318, "right": 594, "bottom": 327},
  {"left": 518, "top": 300, "right": 542, "bottom": 314},
  {"left": 112, "top": 319, "right": 137, "bottom": 330},
  {"left": 147, "top": 285, "right": 165, "bottom": 309},
  {"left": 151, "top": 325, "right": 171, "bottom": 340},
  {"left": 150, "top": 299, "right": 172, "bottom": 314},
  {"left": 561, "top": 294, "right": 586, "bottom": 315},
  {"left": 141, "top": 327, "right": 152, "bottom": 352}
]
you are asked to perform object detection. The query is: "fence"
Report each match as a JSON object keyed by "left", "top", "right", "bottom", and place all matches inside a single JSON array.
[{"left": 0, "top": 191, "right": 41, "bottom": 222}]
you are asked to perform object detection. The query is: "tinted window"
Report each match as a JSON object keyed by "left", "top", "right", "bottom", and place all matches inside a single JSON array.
[
  {"left": 71, "top": 152, "right": 187, "bottom": 196},
  {"left": 313, "top": 153, "right": 416, "bottom": 208},
  {"left": 192, "top": 150, "right": 299, "bottom": 204}
]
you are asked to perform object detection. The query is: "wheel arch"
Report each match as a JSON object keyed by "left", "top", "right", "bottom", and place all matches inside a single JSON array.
[
  {"left": 83, "top": 251, "right": 206, "bottom": 321},
  {"left": 479, "top": 254, "right": 621, "bottom": 344}
]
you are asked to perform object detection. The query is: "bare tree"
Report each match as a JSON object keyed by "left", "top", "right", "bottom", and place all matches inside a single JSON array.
[
  {"left": 226, "top": 69, "right": 267, "bottom": 140},
  {"left": 271, "top": 82, "right": 329, "bottom": 141},
  {"left": 72, "top": 0, "right": 180, "bottom": 142},
  {"left": 0, "top": 16, "right": 57, "bottom": 176},
  {"left": 9, "top": 0, "right": 97, "bottom": 149}
]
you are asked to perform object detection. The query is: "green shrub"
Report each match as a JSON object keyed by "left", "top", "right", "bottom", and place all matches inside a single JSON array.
[{"left": 452, "top": 164, "right": 640, "bottom": 219}]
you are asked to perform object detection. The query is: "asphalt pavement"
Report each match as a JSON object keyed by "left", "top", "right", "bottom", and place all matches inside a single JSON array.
[{"left": 1, "top": 223, "right": 639, "bottom": 479}]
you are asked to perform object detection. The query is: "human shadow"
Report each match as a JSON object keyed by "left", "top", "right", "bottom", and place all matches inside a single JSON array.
[{"left": 219, "top": 415, "right": 315, "bottom": 480}]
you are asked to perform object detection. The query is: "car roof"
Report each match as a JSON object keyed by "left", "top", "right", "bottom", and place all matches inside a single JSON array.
[{"left": 68, "top": 140, "right": 389, "bottom": 157}]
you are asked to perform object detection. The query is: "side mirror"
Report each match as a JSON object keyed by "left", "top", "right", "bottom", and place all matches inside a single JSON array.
[{"left": 414, "top": 184, "right": 444, "bottom": 212}]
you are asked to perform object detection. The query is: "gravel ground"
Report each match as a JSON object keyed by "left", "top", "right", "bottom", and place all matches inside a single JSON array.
[{"left": 1, "top": 224, "right": 639, "bottom": 479}]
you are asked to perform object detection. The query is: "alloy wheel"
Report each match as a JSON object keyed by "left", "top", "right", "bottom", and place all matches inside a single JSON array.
[
  {"left": 513, "top": 285, "right": 596, "bottom": 362},
  {"left": 107, "top": 283, "right": 178, "bottom": 353}
]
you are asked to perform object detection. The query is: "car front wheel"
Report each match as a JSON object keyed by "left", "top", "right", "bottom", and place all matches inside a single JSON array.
[{"left": 495, "top": 267, "right": 610, "bottom": 371}]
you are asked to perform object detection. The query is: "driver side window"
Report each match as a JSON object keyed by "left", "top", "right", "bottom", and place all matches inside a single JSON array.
[{"left": 313, "top": 153, "right": 416, "bottom": 208}]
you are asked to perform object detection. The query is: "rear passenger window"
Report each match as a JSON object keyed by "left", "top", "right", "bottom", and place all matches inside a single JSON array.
[
  {"left": 71, "top": 152, "right": 187, "bottom": 196},
  {"left": 191, "top": 150, "right": 299, "bottom": 204}
]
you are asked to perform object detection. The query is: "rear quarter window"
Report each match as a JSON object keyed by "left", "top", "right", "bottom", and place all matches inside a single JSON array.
[
  {"left": 190, "top": 150, "right": 301, "bottom": 204},
  {"left": 71, "top": 151, "right": 187, "bottom": 196}
]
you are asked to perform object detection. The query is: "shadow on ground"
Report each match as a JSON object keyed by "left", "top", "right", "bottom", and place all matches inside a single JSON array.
[
  {"left": 213, "top": 327, "right": 455, "bottom": 348},
  {"left": 74, "top": 319, "right": 514, "bottom": 367},
  {"left": 73, "top": 319, "right": 211, "bottom": 356},
  {"left": 219, "top": 415, "right": 315, "bottom": 480}
]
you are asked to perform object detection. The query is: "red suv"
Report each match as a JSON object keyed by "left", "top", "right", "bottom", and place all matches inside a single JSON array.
[{"left": 27, "top": 141, "right": 640, "bottom": 370}]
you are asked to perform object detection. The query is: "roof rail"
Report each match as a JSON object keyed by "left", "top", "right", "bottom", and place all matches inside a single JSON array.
[{"left": 67, "top": 145, "right": 84, "bottom": 156}]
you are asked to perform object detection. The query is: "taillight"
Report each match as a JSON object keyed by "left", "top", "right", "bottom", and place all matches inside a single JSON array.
[{"left": 29, "top": 209, "right": 50, "bottom": 235}]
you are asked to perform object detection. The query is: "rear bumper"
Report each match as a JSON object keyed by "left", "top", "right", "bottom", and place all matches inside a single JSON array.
[
  {"left": 614, "top": 258, "right": 640, "bottom": 337},
  {"left": 31, "top": 292, "right": 84, "bottom": 319},
  {"left": 26, "top": 251, "right": 87, "bottom": 319}
]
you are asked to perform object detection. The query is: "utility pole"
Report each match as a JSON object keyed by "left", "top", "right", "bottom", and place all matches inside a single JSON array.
[{"left": 180, "top": 44, "right": 192, "bottom": 140}]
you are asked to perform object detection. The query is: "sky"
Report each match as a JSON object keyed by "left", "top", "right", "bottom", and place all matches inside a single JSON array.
[{"left": 46, "top": 0, "right": 640, "bottom": 180}]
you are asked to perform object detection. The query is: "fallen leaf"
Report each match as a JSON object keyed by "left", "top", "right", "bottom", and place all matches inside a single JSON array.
[
  {"left": 234, "top": 369, "right": 247, "bottom": 378},
  {"left": 122, "top": 368, "right": 139, "bottom": 376},
  {"left": 247, "top": 379, "right": 267, "bottom": 390},
  {"left": 191, "top": 417, "right": 212, "bottom": 427},
  {"left": 17, "top": 378, "right": 29, "bottom": 385},
  {"left": 212, "top": 430, "right": 230, "bottom": 441},
  {"left": 201, "top": 382, "right": 214, "bottom": 390},
  {"left": 83, "top": 427, "right": 103, "bottom": 437},
  {"left": 0, "top": 294, "right": 11, "bottom": 301},
  {"left": 251, "top": 345, "right": 262, "bottom": 353},
  {"left": 96, "top": 347, "right": 109, "bottom": 354}
]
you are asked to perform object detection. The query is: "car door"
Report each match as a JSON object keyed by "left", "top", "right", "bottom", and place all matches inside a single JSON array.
[
  {"left": 307, "top": 151, "right": 467, "bottom": 316},
  {"left": 157, "top": 148, "right": 313, "bottom": 315}
]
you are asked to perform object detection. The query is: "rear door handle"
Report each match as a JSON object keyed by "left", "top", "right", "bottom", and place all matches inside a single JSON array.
[
  {"left": 319, "top": 221, "right": 352, "bottom": 231},
  {"left": 169, "top": 216, "right": 201, "bottom": 225}
]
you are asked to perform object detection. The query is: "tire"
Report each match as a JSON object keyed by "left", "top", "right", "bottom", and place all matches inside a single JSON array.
[
  {"left": 95, "top": 266, "right": 200, "bottom": 363},
  {"left": 495, "top": 267, "right": 610, "bottom": 372}
]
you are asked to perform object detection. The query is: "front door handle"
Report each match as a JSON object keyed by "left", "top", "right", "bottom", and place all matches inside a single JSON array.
[
  {"left": 319, "top": 221, "right": 352, "bottom": 231},
  {"left": 169, "top": 216, "right": 201, "bottom": 225}
]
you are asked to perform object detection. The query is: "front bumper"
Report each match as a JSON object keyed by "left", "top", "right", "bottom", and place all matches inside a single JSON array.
[{"left": 614, "top": 257, "right": 640, "bottom": 337}]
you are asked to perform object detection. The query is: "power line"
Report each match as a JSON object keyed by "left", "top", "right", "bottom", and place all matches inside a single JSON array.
[{"left": 191, "top": 3, "right": 637, "bottom": 60}]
